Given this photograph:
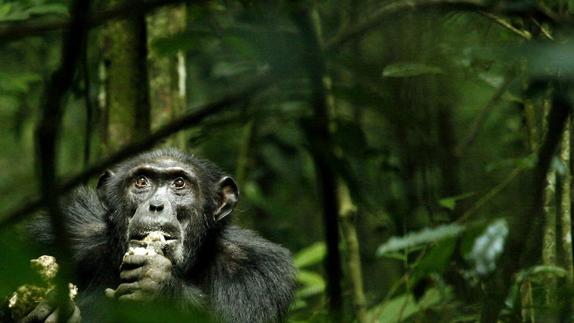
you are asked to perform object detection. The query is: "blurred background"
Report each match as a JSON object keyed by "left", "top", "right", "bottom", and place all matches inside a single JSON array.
[{"left": 0, "top": 0, "right": 573, "bottom": 322}]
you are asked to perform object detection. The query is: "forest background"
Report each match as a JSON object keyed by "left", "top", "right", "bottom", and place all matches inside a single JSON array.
[{"left": 0, "top": 0, "right": 574, "bottom": 322}]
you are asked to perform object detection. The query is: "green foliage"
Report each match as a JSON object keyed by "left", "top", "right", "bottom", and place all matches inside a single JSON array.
[
  {"left": 370, "top": 288, "right": 446, "bottom": 322},
  {"left": 0, "top": 71, "right": 41, "bottom": 94},
  {"left": 296, "top": 270, "right": 325, "bottom": 298},
  {"left": 411, "top": 239, "right": 456, "bottom": 285},
  {"left": 291, "top": 243, "right": 326, "bottom": 314},
  {"left": 0, "top": 1, "right": 67, "bottom": 22},
  {"left": 465, "top": 219, "right": 509, "bottom": 276},
  {"left": 0, "top": 230, "right": 39, "bottom": 297},
  {"left": 438, "top": 192, "right": 475, "bottom": 211},
  {"left": 382, "top": 62, "right": 443, "bottom": 78},
  {"left": 1, "top": 0, "right": 574, "bottom": 321},
  {"left": 376, "top": 224, "right": 465, "bottom": 257},
  {"left": 293, "top": 242, "right": 326, "bottom": 269}
]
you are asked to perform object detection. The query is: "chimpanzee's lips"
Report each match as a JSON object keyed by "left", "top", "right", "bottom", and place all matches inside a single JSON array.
[{"left": 129, "top": 230, "right": 180, "bottom": 244}]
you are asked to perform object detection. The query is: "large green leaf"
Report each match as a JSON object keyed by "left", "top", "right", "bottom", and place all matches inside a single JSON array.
[
  {"left": 370, "top": 288, "right": 444, "bottom": 322},
  {"left": 382, "top": 62, "right": 443, "bottom": 78},
  {"left": 296, "top": 270, "right": 325, "bottom": 298},
  {"left": 411, "top": 239, "right": 456, "bottom": 284},
  {"left": 27, "top": 4, "right": 68, "bottom": 16},
  {"left": 0, "top": 3, "right": 11, "bottom": 17},
  {"left": 465, "top": 219, "right": 508, "bottom": 275},
  {"left": 374, "top": 294, "right": 420, "bottom": 322},
  {"left": 0, "top": 72, "right": 41, "bottom": 93},
  {"left": 376, "top": 223, "right": 465, "bottom": 257},
  {"left": 293, "top": 242, "right": 326, "bottom": 268}
]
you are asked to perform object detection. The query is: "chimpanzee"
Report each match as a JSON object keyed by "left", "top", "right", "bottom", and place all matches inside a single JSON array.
[{"left": 26, "top": 148, "right": 296, "bottom": 323}]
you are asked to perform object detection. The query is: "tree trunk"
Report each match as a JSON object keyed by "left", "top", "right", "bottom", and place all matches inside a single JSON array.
[
  {"left": 292, "top": 5, "right": 368, "bottom": 322},
  {"left": 147, "top": 6, "right": 187, "bottom": 149},
  {"left": 100, "top": 0, "right": 151, "bottom": 150}
]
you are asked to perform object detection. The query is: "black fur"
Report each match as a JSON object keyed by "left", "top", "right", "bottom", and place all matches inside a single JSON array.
[{"left": 31, "top": 149, "right": 296, "bottom": 323}]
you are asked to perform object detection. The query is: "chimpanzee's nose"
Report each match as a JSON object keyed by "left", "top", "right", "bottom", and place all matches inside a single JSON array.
[{"left": 149, "top": 201, "right": 164, "bottom": 212}]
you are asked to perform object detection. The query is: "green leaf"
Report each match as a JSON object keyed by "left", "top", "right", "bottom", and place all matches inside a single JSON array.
[
  {"left": 411, "top": 239, "right": 456, "bottom": 284},
  {"left": 0, "top": 72, "right": 41, "bottom": 93},
  {"left": 382, "top": 62, "right": 443, "bottom": 78},
  {"left": 370, "top": 288, "right": 447, "bottom": 322},
  {"left": 296, "top": 270, "right": 325, "bottom": 298},
  {"left": 0, "top": 11, "right": 29, "bottom": 22},
  {"left": 379, "top": 252, "right": 407, "bottom": 261},
  {"left": 418, "top": 288, "right": 444, "bottom": 309},
  {"left": 516, "top": 265, "right": 568, "bottom": 283},
  {"left": 26, "top": 4, "right": 68, "bottom": 16},
  {"left": 376, "top": 223, "right": 465, "bottom": 257},
  {"left": 293, "top": 242, "right": 326, "bottom": 268},
  {"left": 212, "top": 61, "right": 254, "bottom": 78},
  {"left": 221, "top": 34, "right": 259, "bottom": 60},
  {"left": 0, "top": 3, "right": 11, "bottom": 17},
  {"left": 438, "top": 192, "right": 475, "bottom": 211},
  {"left": 465, "top": 219, "right": 508, "bottom": 275},
  {"left": 372, "top": 294, "right": 420, "bottom": 322}
]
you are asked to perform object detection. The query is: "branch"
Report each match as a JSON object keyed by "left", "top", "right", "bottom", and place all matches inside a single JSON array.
[
  {"left": 0, "top": 0, "right": 194, "bottom": 40},
  {"left": 456, "top": 74, "right": 515, "bottom": 155},
  {"left": 480, "top": 11, "right": 532, "bottom": 40},
  {"left": 35, "top": 0, "right": 91, "bottom": 309},
  {"left": 326, "top": 0, "right": 558, "bottom": 51},
  {"left": 0, "top": 74, "right": 272, "bottom": 230},
  {"left": 480, "top": 86, "right": 572, "bottom": 322},
  {"left": 291, "top": 5, "right": 344, "bottom": 319}
]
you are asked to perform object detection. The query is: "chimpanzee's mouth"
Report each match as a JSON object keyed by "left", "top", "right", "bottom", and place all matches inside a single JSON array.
[{"left": 129, "top": 231, "right": 180, "bottom": 244}]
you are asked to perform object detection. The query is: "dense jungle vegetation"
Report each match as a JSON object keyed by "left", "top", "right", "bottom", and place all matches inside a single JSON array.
[{"left": 1, "top": 0, "right": 574, "bottom": 322}]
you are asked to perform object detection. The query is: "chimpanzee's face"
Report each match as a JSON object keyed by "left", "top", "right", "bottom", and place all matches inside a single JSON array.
[
  {"left": 124, "top": 158, "right": 202, "bottom": 265},
  {"left": 98, "top": 150, "right": 239, "bottom": 268}
]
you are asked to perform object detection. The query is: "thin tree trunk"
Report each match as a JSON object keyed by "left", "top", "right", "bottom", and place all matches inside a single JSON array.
[
  {"left": 36, "top": 0, "right": 91, "bottom": 312},
  {"left": 291, "top": 5, "right": 343, "bottom": 320},
  {"left": 82, "top": 39, "right": 94, "bottom": 167},
  {"left": 559, "top": 118, "right": 573, "bottom": 281},
  {"left": 292, "top": 5, "right": 367, "bottom": 322},
  {"left": 101, "top": 0, "right": 151, "bottom": 149},
  {"left": 147, "top": 6, "right": 186, "bottom": 149},
  {"left": 542, "top": 99, "right": 557, "bottom": 306},
  {"left": 338, "top": 181, "right": 368, "bottom": 323},
  {"left": 235, "top": 119, "right": 256, "bottom": 228}
]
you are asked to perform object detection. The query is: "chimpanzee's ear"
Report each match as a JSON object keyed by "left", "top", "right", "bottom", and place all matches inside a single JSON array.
[
  {"left": 214, "top": 176, "right": 239, "bottom": 222},
  {"left": 97, "top": 170, "right": 115, "bottom": 203}
]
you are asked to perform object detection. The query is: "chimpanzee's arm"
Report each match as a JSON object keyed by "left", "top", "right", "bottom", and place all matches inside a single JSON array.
[{"left": 207, "top": 227, "right": 296, "bottom": 323}]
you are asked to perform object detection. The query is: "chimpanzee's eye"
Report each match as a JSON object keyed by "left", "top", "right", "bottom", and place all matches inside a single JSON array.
[
  {"left": 173, "top": 177, "right": 186, "bottom": 189},
  {"left": 134, "top": 176, "right": 149, "bottom": 188}
]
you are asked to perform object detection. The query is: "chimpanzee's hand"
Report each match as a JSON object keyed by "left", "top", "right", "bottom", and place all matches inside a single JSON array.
[
  {"left": 20, "top": 299, "right": 81, "bottom": 323},
  {"left": 105, "top": 253, "right": 173, "bottom": 301}
]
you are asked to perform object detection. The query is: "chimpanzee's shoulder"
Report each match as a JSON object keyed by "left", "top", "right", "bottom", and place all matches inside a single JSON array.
[
  {"left": 29, "top": 186, "right": 109, "bottom": 262},
  {"left": 209, "top": 225, "right": 296, "bottom": 322},
  {"left": 219, "top": 225, "right": 293, "bottom": 261}
]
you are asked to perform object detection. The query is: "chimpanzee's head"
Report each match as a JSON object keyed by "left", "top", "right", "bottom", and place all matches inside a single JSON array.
[{"left": 96, "top": 149, "right": 239, "bottom": 269}]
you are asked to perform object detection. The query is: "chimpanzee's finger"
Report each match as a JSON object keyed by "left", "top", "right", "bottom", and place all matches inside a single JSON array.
[
  {"left": 118, "top": 290, "right": 147, "bottom": 302},
  {"left": 19, "top": 301, "right": 53, "bottom": 323},
  {"left": 114, "top": 282, "right": 140, "bottom": 297},
  {"left": 121, "top": 254, "right": 147, "bottom": 270},
  {"left": 120, "top": 267, "right": 144, "bottom": 281},
  {"left": 105, "top": 287, "right": 116, "bottom": 299},
  {"left": 45, "top": 309, "right": 58, "bottom": 323},
  {"left": 67, "top": 305, "right": 81, "bottom": 323}
]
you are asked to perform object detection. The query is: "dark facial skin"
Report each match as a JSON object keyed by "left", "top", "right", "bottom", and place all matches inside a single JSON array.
[
  {"left": 106, "top": 160, "right": 203, "bottom": 301},
  {"left": 126, "top": 164, "right": 200, "bottom": 264}
]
